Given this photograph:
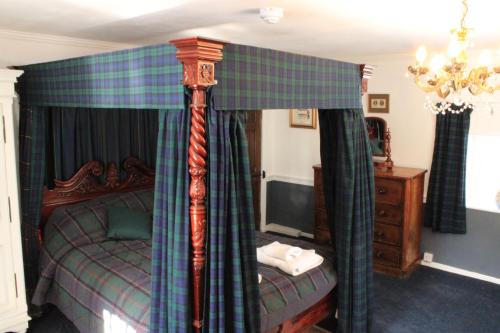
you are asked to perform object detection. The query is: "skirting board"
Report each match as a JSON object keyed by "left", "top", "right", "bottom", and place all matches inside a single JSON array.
[
  {"left": 263, "top": 223, "right": 314, "bottom": 239},
  {"left": 420, "top": 260, "right": 500, "bottom": 286}
]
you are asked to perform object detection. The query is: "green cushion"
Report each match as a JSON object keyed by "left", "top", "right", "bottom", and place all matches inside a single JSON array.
[{"left": 106, "top": 207, "right": 152, "bottom": 240}]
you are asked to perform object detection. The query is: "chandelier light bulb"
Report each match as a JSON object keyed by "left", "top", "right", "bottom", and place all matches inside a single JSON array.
[
  {"left": 478, "top": 50, "right": 492, "bottom": 67},
  {"left": 430, "top": 54, "right": 445, "bottom": 73},
  {"left": 416, "top": 46, "right": 427, "bottom": 65},
  {"left": 447, "top": 39, "right": 462, "bottom": 58}
]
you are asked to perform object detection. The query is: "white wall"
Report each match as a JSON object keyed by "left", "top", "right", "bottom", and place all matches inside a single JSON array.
[{"left": 0, "top": 29, "right": 136, "bottom": 68}]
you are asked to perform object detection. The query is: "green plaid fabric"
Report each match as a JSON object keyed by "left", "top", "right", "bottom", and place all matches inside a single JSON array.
[
  {"left": 32, "top": 189, "right": 155, "bottom": 333},
  {"left": 44, "top": 107, "right": 158, "bottom": 183},
  {"left": 150, "top": 108, "right": 192, "bottom": 332},
  {"left": 425, "top": 106, "right": 472, "bottom": 233},
  {"left": 18, "top": 106, "right": 46, "bottom": 312},
  {"left": 319, "top": 108, "right": 375, "bottom": 333},
  {"left": 213, "top": 44, "right": 362, "bottom": 110},
  {"left": 17, "top": 45, "right": 184, "bottom": 110},
  {"left": 204, "top": 103, "right": 260, "bottom": 332}
]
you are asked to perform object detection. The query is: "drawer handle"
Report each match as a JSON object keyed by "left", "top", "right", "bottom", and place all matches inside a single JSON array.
[
  {"left": 378, "top": 209, "right": 387, "bottom": 217},
  {"left": 375, "top": 231, "right": 385, "bottom": 238},
  {"left": 375, "top": 251, "right": 384, "bottom": 258},
  {"left": 378, "top": 187, "right": 388, "bottom": 195}
]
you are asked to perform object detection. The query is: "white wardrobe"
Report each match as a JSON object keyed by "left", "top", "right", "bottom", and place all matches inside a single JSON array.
[{"left": 0, "top": 69, "right": 30, "bottom": 333}]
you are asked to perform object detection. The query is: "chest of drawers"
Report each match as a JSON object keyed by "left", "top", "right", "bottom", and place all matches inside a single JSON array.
[{"left": 313, "top": 165, "right": 427, "bottom": 278}]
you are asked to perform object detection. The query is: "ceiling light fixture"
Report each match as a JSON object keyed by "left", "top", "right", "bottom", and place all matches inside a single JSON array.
[
  {"left": 407, "top": 0, "right": 500, "bottom": 114},
  {"left": 260, "top": 7, "right": 284, "bottom": 24}
]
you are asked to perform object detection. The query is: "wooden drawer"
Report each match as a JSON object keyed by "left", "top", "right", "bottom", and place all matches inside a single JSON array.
[
  {"left": 373, "top": 242, "right": 401, "bottom": 267},
  {"left": 375, "top": 178, "right": 403, "bottom": 205},
  {"left": 374, "top": 222, "right": 401, "bottom": 246},
  {"left": 374, "top": 203, "right": 403, "bottom": 225}
]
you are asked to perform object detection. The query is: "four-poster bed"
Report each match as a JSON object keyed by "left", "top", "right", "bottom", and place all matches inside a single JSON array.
[
  {"left": 16, "top": 36, "right": 374, "bottom": 333},
  {"left": 36, "top": 158, "right": 338, "bottom": 333}
]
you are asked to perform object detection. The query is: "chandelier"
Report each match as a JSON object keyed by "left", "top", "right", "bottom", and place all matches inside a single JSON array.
[{"left": 407, "top": 0, "right": 500, "bottom": 114}]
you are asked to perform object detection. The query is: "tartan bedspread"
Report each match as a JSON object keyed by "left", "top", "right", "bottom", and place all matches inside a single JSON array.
[
  {"left": 32, "top": 189, "right": 154, "bottom": 333},
  {"left": 256, "top": 232, "right": 337, "bottom": 332},
  {"left": 32, "top": 188, "right": 336, "bottom": 333}
]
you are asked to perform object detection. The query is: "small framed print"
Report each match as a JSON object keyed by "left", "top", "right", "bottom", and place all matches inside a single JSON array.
[
  {"left": 289, "top": 109, "right": 317, "bottom": 129},
  {"left": 368, "top": 94, "right": 390, "bottom": 113}
]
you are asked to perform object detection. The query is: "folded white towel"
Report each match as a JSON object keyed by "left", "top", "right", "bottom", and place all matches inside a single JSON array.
[
  {"left": 258, "top": 273, "right": 262, "bottom": 284},
  {"left": 257, "top": 246, "right": 324, "bottom": 277},
  {"left": 261, "top": 241, "right": 305, "bottom": 262}
]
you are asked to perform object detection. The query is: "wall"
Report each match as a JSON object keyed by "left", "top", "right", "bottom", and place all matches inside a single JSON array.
[
  {"left": 0, "top": 29, "right": 136, "bottom": 68},
  {"left": 262, "top": 53, "right": 500, "bottom": 279}
]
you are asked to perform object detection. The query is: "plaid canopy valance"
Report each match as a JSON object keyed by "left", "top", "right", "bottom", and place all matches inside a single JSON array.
[
  {"left": 17, "top": 44, "right": 184, "bottom": 109},
  {"left": 213, "top": 43, "right": 362, "bottom": 110},
  {"left": 17, "top": 42, "right": 362, "bottom": 111}
]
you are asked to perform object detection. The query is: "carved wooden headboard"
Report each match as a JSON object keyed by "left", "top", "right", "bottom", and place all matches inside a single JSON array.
[{"left": 41, "top": 157, "right": 155, "bottom": 228}]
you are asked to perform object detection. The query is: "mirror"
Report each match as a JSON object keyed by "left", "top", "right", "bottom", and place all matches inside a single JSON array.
[{"left": 365, "top": 117, "right": 387, "bottom": 157}]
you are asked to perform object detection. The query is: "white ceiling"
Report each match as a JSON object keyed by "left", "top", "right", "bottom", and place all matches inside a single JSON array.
[{"left": 1, "top": 0, "right": 499, "bottom": 59}]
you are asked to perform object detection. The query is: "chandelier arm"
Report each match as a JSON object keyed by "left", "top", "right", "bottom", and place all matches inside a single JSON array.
[{"left": 414, "top": 77, "right": 437, "bottom": 93}]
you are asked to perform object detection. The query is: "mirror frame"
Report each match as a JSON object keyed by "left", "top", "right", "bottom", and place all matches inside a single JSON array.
[{"left": 365, "top": 117, "right": 387, "bottom": 157}]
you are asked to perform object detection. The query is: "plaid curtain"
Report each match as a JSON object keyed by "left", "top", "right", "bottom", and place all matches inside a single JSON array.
[
  {"left": 44, "top": 108, "right": 158, "bottom": 185},
  {"left": 18, "top": 106, "right": 47, "bottom": 314},
  {"left": 150, "top": 108, "right": 192, "bottom": 332},
  {"left": 319, "top": 108, "right": 375, "bottom": 333},
  {"left": 425, "top": 107, "right": 472, "bottom": 233},
  {"left": 204, "top": 98, "right": 260, "bottom": 332}
]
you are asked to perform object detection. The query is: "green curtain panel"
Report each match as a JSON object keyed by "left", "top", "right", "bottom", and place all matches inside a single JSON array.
[
  {"left": 319, "top": 108, "right": 375, "bottom": 333},
  {"left": 44, "top": 108, "right": 158, "bottom": 185},
  {"left": 150, "top": 108, "right": 192, "bottom": 332},
  {"left": 425, "top": 106, "right": 472, "bottom": 233},
  {"left": 204, "top": 97, "right": 260, "bottom": 332},
  {"left": 18, "top": 106, "right": 47, "bottom": 314}
]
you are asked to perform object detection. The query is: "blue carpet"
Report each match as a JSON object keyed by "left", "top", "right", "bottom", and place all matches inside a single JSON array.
[
  {"left": 28, "top": 266, "right": 500, "bottom": 332},
  {"left": 373, "top": 266, "right": 500, "bottom": 333}
]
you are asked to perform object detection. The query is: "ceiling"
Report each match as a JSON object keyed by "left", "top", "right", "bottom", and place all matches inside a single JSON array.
[{"left": 1, "top": 0, "right": 499, "bottom": 59}]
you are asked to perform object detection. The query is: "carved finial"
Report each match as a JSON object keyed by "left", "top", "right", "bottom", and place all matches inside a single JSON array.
[
  {"left": 385, "top": 128, "right": 394, "bottom": 169},
  {"left": 360, "top": 64, "right": 375, "bottom": 95},
  {"left": 106, "top": 162, "right": 120, "bottom": 189}
]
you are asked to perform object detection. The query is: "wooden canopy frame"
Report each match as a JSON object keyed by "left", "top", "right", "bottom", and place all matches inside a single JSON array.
[{"left": 37, "top": 36, "right": 375, "bottom": 333}]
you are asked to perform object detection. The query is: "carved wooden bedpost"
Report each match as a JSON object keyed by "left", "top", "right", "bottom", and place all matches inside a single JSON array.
[
  {"left": 170, "top": 37, "right": 225, "bottom": 333},
  {"left": 360, "top": 64, "right": 375, "bottom": 95}
]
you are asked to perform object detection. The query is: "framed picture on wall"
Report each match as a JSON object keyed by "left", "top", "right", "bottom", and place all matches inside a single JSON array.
[
  {"left": 289, "top": 109, "right": 317, "bottom": 129},
  {"left": 368, "top": 94, "right": 390, "bottom": 113}
]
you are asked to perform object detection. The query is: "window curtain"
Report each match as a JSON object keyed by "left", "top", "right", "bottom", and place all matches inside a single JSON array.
[
  {"left": 204, "top": 96, "right": 260, "bottom": 332},
  {"left": 425, "top": 107, "right": 472, "bottom": 233},
  {"left": 150, "top": 108, "right": 192, "bottom": 332},
  {"left": 319, "top": 108, "right": 375, "bottom": 333},
  {"left": 19, "top": 106, "right": 47, "bottom": 314},
  {"left": 45, "top": 108, "right": 158, "bottom": 185}
]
